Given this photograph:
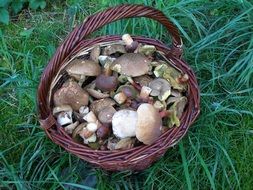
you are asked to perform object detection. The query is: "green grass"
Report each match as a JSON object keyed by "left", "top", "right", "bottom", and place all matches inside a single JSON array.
[{"left": 0, "top": 0, "right": 253, "bottom": 189}]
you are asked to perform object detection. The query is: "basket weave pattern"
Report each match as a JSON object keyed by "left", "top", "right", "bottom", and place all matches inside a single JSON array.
[{"left": 37, "top": 4, "right": 200, "bottom": 171}]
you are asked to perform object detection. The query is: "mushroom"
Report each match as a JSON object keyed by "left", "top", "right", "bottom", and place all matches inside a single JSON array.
[
  {"left": 115, "top": 137, "right": 135, "bottom": 150},
  {"left": 64, "top": 121, "right": 79, "bottom": 134},
  {"left": 111, "top": 53, "right": 150, "bottom": 77},
  {"left": 72, "top": 123, "right": 87, "bottom": 142},
  {"left": 53, "top": 105, "right": 73, "bottom": 115},
  {"left": 113, "top": 92, "right": 127, "bottom": 104},
  {"left": 102, "top": 44, "right": 126, "bottom": 56},
  {"left": 154, "top": 64, "right": 187, "bottom": 91},
  {"left": 153, "top": 100, "right": 165, "bottom": 111},
  {"left": 86, "top": 122, "right": 99, "bottom": 132},
  {"left": 80, "top": 125, "right": 93, "bottom": 139},
  {"left": 95, "top": 54, "right": 118, "bottom": 92},
  {"left": 122, "top": 34, "right": 138, "bottom": 52},
  {"left": 53, "top": 80, "right": 89, "bottom": 111},
  {"left": 90, "top": 98, "right": 116, "bottom": 115},
  {"left": 118, "top": 74, "right": 128, "bottom": 83},
  {"left": 134, "top": 75, "right": 153, "bottom": 87},
  {"left": 96, "top": 124, "right": 111, "bottom": 139},
  {"left": 171, "top": 89, "right": 182, "bottom": 97},
  {"left": 107, "top": 137, "right": 119, "bottom": 150},
  {"left": 66, "top": 59, "right": 101, "bottom": 85},
  {"left": 53, "top": 105, "right": 73, "bottom": 126},
  {"left": 139, "top": 86, "right": 152, "bottom": 99},
  {"left": 79, "top": 106, "right": 89, "bottom": 116},
  {"left": 117, "top": 85, "right": 138, "bottom": 99},
  {"left": 167, "top": 97, "right": 180, "bottom": 105},
  {"left": 90, "top": 45, "right": 101, "bottom": 63},
  {"left": 167, "top": 97, "right": 187, "bottom": 127},
  {"left": 98, "top": 55, "right": 115, "bottom": 66},
  {"left": 136, "top": 103, "right": 162, "bottom": 145},
  {"left": 138, "top": 45, "right": 156, "bottom": 56},
  {"left": 82, "top": 133, "right": 97, "bottom": 144},
  {"left": 56, "top": 111, "right": 73, "bottom": 126},
  {"left": 163, "top": 66, "right": 187, "bottom": 91},
  {"left": 98, "top": 106, "right": 116, "bottom": 124},
  {"left": 86, "top": 88, "right": 110, "bottom": 99},
  {"left": 83, "top": 111, "right": 98, "bottom": 123},
  {"left": 112, "top": 109, "right": 138, "bottom": 138},
  {"left": 153, "top": 64, "right": 167, "bottom": 78},
  {"left": 95, "top": 74, "right": 118, "bottom": 92},
  {"left": 149, "top": 78, "right": 171, "bottom": 101}
]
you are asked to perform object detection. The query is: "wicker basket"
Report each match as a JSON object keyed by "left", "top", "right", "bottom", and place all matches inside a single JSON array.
[{"left": 37, "top": 4, "right": 200, "bottom": 171}]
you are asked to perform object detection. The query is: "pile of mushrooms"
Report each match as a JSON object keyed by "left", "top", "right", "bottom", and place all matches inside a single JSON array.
[{"left": 53, "top": 34, "right": 188, "bottom": 150}]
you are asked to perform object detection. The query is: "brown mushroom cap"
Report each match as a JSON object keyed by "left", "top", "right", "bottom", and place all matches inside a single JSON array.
[
  {"left": 66, "top": 59, "right": 101, "bottom": 79},
  {"left": 98, "top": 106, "right": 116, "bottom": 124},
  {"left": 136, "top": 103, "right": 162, "bottom": 145},
  {"left": 111, "top": 53, "right": 150, "bottom": 77},
  {"left": 53, "top": 80, "right": 89, "bottom": 111},
  {"left": 90, "top": 98, "right": 116, "bottom": 115},
  {"left": 95, "top": 74, "right": 118, "bottom": 92},
  {"left": 103, "top": 44, "right": 126, "bottom": 56}
]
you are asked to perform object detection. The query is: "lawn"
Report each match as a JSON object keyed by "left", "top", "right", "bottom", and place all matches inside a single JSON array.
[{"left": 0, "top": 0, "right": 253, "bottom": 189}]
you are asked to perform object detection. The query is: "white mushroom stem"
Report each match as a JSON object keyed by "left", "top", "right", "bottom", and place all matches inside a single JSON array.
[
  {"left": 127, "top": 76, "right": 134, "bottom": 84},
  {"left": 140, "top": 86, "right": 152, "bottom": 99},
  {"left": 79, "top": 106, "right": 89, "bottom": 115},
  {"left": 114, "top": 92, "right": 127, "bottom": 104},
  {"left": 112, "top": 109, "right": 137, "bottom": 138},
  {"left": 122, "top": 34, "right": 133, "bottom": 46},
  {"left": 83, "top": 111, "right": 98, "bottom": 123},
  {"left": 86, "top": 122, "right": 98, "bottom": 132},
  {"left": 64, "top": 121, "right": 79, "bottom": 134},
  {"left": 57, "top": 111, "right": 73, "bottom": 126}
]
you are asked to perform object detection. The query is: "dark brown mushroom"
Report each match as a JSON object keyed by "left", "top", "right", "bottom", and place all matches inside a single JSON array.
[
  {"left": 96, "top": 124, "right": 111, "bottom": 139},
  {"left": 95, "top": 74, "right": 118, "bottom": 92}
]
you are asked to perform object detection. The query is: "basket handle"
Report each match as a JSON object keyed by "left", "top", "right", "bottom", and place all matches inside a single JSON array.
[
  {"left": 78, "top": 4, "right": 182, "bottom": 51},
  {"left": 38, "top": 4, "right": 183, "bottom": 123}
]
